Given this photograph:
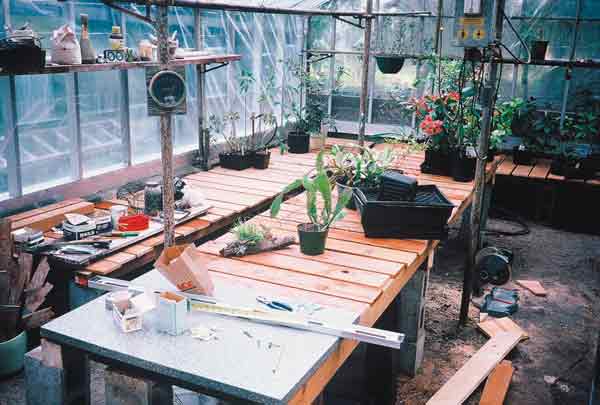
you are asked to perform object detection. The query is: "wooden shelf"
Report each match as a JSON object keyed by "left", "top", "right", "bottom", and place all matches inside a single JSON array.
[{"left": 0, "top": 54, "right": 240, "bottom": 77}]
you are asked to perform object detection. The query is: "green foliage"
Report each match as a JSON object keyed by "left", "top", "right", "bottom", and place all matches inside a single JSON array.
[
  {"left": 270, "top": 151, "right": 351, "bottom": 231},
  {"left": 231, "top": 220, "right": 269, "bottom": 246},
  {"left": 325, "top": 145, "right": 396, "bottom": 188}
]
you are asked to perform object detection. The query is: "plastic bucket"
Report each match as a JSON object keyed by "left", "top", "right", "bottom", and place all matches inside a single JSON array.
[{"left": 0, "top": 331, "right": 27, "bottom": 378}]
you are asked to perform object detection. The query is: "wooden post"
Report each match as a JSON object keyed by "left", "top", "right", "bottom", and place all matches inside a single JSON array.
[
  {"left": 156, "top": 5, "right": 176, "bottom": 248},
  {"left": 460, "top": 0, "right": 505, "bottom": 326},
  {"left": 357, "top": 0, "right": 373, "bottom": 147}
]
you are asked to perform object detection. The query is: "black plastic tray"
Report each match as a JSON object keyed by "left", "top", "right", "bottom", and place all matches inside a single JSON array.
[{"left": 354, "top": 185, "right": 454, "bottom": 239}]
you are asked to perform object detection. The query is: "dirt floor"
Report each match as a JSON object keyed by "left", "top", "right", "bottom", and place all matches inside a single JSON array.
[
  {"left": 396, "top": 217, "right": 600, "bottom": 405},
  {"left": 1, "top": 217, "right": 599, "bottom": 405}
]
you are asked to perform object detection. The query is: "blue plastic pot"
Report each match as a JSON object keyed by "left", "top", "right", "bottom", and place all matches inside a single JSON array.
[{"left": 0, "top": 331, "right": 27, "bottom": 378}]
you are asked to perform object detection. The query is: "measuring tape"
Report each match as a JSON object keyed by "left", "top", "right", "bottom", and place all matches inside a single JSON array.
[{"left": 79, "top": 275, "right": 404, "bottom": 349}]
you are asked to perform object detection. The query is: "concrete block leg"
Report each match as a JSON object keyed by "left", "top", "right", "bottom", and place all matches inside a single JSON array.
[
  {"left": 25, "top": 340, "right": 90, "bottom": 405},
  {"left": 105, "top": 367, "right": 173, "bottom": 405}
]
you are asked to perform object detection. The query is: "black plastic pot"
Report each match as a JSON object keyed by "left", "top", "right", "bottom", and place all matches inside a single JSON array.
[
  {"left": 550, "top": 157, "right": 564, "bottom": 176},
  {"left": 420, "top": 149, "right": 451, "bottom": 176},
  {"left": 531, "top": 40, "right": 549, "bottom": 61},
  {"left": 297, "top": 223, "right": 328, "bottom": 256},
  {"left": 219, "top": 152, "right": 254, "bottom": 171},
  {"left": 375, "top": 56, "right": 405, "bottom": 74},
  {"left": 450, "top": 150, "right": 476, "bottom": 182},
  {"left": 513, "top": 147, "right": 535, "bottom": 166},
  {"left": 253, "top": 150, "right": 271, "bottom": 169},
  {"left": 288, "top": 131, "right": 310, "bottom": 154}
]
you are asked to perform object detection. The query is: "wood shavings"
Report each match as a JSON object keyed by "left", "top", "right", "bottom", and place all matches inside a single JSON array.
[{"left": 191, "top": 325, "right": 219, "bottom": 341}]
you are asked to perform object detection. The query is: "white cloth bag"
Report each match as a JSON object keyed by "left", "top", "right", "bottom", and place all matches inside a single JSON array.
[{"left": 51, "top": 25, "right": 82, "bottom": 65}]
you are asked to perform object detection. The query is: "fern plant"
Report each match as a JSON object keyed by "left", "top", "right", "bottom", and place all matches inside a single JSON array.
[
  {"left": 270, "top": 152, "right": 351, "bottom": 231},
  {"left": 231, "top": 220, "right": 269, "bottom": 246}
]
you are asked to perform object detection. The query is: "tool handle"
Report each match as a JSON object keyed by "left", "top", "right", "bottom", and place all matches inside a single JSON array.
[{"left": 267, "top": 300, "right": 294, "bottom": 312}]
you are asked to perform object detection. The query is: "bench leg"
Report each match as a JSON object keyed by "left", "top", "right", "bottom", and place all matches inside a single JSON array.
[
  {"left": 26, "top": 339, "right": 90, "bottom": 405},
  {"left": 105, "top": 367, "right": 173, "bottom": 405}
]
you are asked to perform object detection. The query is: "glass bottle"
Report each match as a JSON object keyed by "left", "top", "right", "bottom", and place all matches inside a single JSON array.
[
  {"left": 79, "top": 14, "right": 96, "bottom": 64},
  {"left": 109, "top": 26, "right": 124, "bottom": 50},
  {"left": 144, "top": 181, "right": 163, "bottom": 217}
]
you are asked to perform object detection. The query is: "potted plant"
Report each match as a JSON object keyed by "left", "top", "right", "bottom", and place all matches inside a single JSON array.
[
  {"left": 530, "top": 28, "right": 548, "bottom": 61},
  {"left": 513, "top": 109, "right": 550, "bottom": 165},
  {"left": 491, "top": 98, "right": 532, "bottom": 162},
  {"left": 551, "top": 112, "right": 598, "bottom": 179},
  {"left": 212, "top": 112, "right": 254, "bottom": 171},
  {"left": 375, "top": 17, "right": 416, "bottom": 74},
  {"left": 325, "top": 145, "right": 396, "bottom": 209},
  {"left": 450, "top": 107, "right": 480, "bottom": 182},
  {"left": 270, "top": 152, "right": 351, "bottom": 255},
  {"left": 0, "top": 237, "right": 54, "bottom": 378}
]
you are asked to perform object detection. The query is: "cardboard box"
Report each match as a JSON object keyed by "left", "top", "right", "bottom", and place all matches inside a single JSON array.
[{"left": 155, "top": 244, "right": 214, "bottom": 296}]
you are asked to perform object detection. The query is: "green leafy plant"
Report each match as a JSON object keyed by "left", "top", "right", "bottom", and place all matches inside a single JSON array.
[
  {"left": 231, "top": 220, "right": 270, "bottom": 246},
  {"left": 325, "top": 145, "right": 396, "bottom": 188},
  {"left": 270, "top": 151, "right": 351, "bottom": 231}
]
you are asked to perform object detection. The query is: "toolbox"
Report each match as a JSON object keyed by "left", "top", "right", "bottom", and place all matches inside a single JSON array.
[{"left": 354, "top": 185, "right": 454, "bottom": 239}]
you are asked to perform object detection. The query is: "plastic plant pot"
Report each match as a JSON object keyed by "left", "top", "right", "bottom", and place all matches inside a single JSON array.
[
  {"left": 513, "top": 146, "right": 535, "bottom": 166},
  {"left": 297, "top": 223, "right": 328, "bottom": 256},
  {"left": 253, "top": 150, "right": 271, "bottom": 169},
  {"left": 0, "top": 331, "right": 27, "bottom": 378},
  {"left": 288, "top": 132, "right": 310, "bottom": 154},
  {"left": 450, "top": 150, "right": 476, "bottom": 182},
  {"left": 219, "top": 152, "right": 254, "bottom": 171},
  {"left": 420, "top": 149, "right": 451, "bottom": 176},
  {"left": 375, "top": 56, "right": 405, "bottom": 74},
  {"left": 530, "top": 40, "right": 549, "bottom": 61}
]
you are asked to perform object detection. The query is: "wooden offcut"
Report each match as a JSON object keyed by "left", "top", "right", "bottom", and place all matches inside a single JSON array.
[
  {"left": 515, "top": 280, "right": 547, "bottom": 296},
  {"left": 11, "top": 201, "right": 95, "bottom": 231},
  {"left": 426, "top": 331, "right": 522, "bottom": 405},
  {"left": 220, "top": 235, "right": 296, "bottom": 257},
  {"left": 477, "top": 316, "right": 528, "bottom": 341},
  {"left": 479, "top": 360, "right": 514, "bottom": 405}
]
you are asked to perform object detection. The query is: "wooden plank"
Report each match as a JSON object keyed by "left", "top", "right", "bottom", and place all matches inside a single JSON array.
[
  {"left": 496, "top": 158, "right": 516, "bottom": 176},
  {"left": 529, "top": 160, "right": 552, "bottom": 179},
  {"left": 477, "top": 317, "right": 528, "bottom": 341},
  {"left": 12, "top": 201, "right": 95, "bottom": 231},
  {"left": 85, "top": 260, "right": 122, "bottom": 275},
  {"left": 198, "top": 241, "right": 390, "bottom": 288},
  {"left": 7, "top": 198, "right": 84, "bottom": 223},
  {"left": 512, "top": 165, "right": 533, "bottom": 178},
  {"left": 515, "top": 279, "right": 547, "bottom": 296},
  {"left": 103, "top": 252, "right": 137, "bottom": 266},
  {"left": 479, "top": 360, "right": 514, "bottom": 405},
  {"left": 123, "top": 244, "right": 154, "bottom": 258},
  {"left": 184, "top": 178, "right": 275, "bottom": 198},
  {"left": 426, "top": 332, "right": 522, "bottom": 405},
  {"left": 199, "top": 253, "right": 382, "bottom": 304},
  {"left": 186, "top": 172, "right": 295, "bottom": 193}
]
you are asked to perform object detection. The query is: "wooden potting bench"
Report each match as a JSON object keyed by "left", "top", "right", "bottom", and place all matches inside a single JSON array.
[{"left": 27, "top": 139, "right": 503, "bottom": 405}]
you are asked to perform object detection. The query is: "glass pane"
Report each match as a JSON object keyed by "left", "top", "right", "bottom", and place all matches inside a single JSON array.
[
  {"left": 77, "top": 71, "right": 126, "bottom": 176},
  {"left": 0, "top": 78, "right": 10, "bottom": 200},
  {"left": 15, "top": 74, "right": 76, "bottom": 193},
  {"left": 128, "top": 70, "right": 161, "bottom": 163}
]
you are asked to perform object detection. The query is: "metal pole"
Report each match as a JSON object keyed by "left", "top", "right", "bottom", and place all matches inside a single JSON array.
[
  {"left": 194, "top": 9, "right": 209, "bottom": 170},
  {"left": 460, "top": 0, "right": 505, "bottom": 326},
  {"left": 156, "top": 5, "right": 176, "bottom": 248},
  {"left": 358, "top": 0, "right": 373, "bottom": 146},
  {"left": 432, "top": 0, "right": 443, "bottom": 94},
  {"left": 120, "top": 13, "right": 133, "bottom": 167},
  {"left": 559, "top": 0, "right": 582, "bottom": 130}
]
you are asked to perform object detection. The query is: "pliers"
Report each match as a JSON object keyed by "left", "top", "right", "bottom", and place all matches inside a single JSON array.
[{"left": 256, "top": 296, "right": 294, "bottom": 312}]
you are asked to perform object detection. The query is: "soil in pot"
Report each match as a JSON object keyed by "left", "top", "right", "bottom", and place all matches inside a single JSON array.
[
  {"left": 375, "top": 56, "right": 405, "bottom": 74},
  {"left": 531, "top": 40, "right": 549, "bottom": 61},
  {"left": 513, "top": 146, "right": 535, "bottom": 166},
  {"left": 0, "top": 331, "right": 27, "bottom": 378},
  {"left": 450, "top": 150, "right": 476, "bottom": 182},
  {"left": 420, "top": 149, "right": 451, "bottom": 176},
  {"left": 288, "top": 131, "right": 310, "bottom": 154},
  {"left": 219, "top": 152, "right": 254, "bottom": 171},
  {"left": 297, "top": 223, "right": 328, "bottom": 256},
  {"left": 253, "top": 150, "right": 271, "bottom": 169}
]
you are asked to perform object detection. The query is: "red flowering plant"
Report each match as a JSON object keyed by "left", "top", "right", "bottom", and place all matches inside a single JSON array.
[{"left": 408, "top": 90, "right": 466, "bottom": 153}]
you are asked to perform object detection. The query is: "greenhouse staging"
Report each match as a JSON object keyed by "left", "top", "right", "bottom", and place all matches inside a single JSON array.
[{"left": 1, "top": 0, "right": 600, "bottom": 404}]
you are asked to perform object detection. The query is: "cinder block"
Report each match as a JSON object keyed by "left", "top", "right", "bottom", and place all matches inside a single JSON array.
[
  {"left": 397, "top": 333, "right": 425, "bottom": 377},
  {"left": 25, "top": 346, "right": 65, "bottom": 405},
  {"left": 105, "top": 367, "right": 172, "bottom": 405}
]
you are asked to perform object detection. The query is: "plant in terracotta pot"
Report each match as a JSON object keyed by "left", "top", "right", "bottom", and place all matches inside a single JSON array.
[
  {"left": 270, "top": 152, "right": 351, "bottom": 255},
  {"left": 0, "top": 222, "right": 54, "bottom": 377},
  {"left": 325, "top": 145, "right": 396, "bottom": 209}
]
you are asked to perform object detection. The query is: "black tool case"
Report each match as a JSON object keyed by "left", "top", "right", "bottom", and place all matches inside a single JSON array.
[
  {"left": 354, "top": 185, "right": 454, "bottom": 239},
  {"left": 379, "top": 170, "right": 418, "bottom": 201}
]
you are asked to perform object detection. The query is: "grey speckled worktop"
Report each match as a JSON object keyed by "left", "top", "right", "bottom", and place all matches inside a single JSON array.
[{"left": 42, "top": 270, "right": 360, "bottom": 404}]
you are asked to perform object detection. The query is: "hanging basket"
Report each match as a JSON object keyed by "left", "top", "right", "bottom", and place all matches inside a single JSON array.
[{"left": 375, "top": 56, "right": 405, "bottom": 74}]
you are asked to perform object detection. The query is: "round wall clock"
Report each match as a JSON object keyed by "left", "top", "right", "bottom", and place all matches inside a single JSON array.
[{"left": 148, "top": 70, "right": 186, "bottom": 110}]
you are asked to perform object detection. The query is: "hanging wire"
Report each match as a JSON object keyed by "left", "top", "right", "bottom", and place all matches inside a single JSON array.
[{"left": 499, "top": 8, "right": 531, "bottom": 64}]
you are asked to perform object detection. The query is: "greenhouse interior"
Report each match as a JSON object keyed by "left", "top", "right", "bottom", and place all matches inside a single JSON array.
[{"left": 1, "top": 0, "right": 600, "bottom": 404}]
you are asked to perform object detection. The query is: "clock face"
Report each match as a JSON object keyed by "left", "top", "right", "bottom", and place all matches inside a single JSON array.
[{"left": 149, "top": 70, "right": 186, "bottom": 109}]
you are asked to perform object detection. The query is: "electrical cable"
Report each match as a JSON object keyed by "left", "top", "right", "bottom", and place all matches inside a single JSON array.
[{"left": 484, "top": 205, "right": 531, "bottom": 236}]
